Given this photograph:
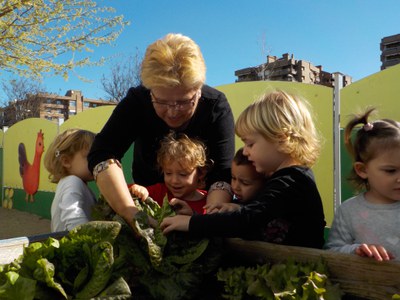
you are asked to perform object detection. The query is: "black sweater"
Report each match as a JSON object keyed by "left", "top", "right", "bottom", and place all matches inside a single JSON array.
[
  {"left": 88, "top": 85, "right": 235, "bottom": 187},
  {"left": 189, "top": 166, "right": 326, "bottom": 249}
]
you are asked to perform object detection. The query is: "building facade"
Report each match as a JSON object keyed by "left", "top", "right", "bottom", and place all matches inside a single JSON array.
[
  {"left": 235, "top": 53, "right": 352, "bottom": 88},
  {"left": 1, "top": 90, "right": 116, "bottom": 127},
  {"left": 380, "top": 33, "right": 400, "bottom": 70},
  {"left": 39, "top": 90, "right": 116, "bottom": 123}
]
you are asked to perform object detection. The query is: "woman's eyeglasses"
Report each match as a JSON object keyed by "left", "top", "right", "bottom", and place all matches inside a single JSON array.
[{"left": 151, "top": 90, "right": 200, "bottom": 111}]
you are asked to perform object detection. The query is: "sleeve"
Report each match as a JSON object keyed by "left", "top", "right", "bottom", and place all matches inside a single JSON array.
[
  {"left": 88, "top": 87, "right": 147, "bottom": 171},
  {"left": 57, "top": 178, "right": 93, "bottom": 231},
  {"left": 323, "top": 205, "right": 360, "bottom": 254},
  {"left": 189, "top": 173, "right": 296, "bottom": 239},
  {"left": 203, "top": 89, "right": 235, "bottom": 186},
  {"left": 189, "top": 168, "right": 325, "bottom": 245}
]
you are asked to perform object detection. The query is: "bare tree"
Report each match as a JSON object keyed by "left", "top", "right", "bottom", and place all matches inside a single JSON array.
[
  {"left": 1, "top": 78, "right": 45, "bottom": 126},
  {"left": 257, "top": 31, "right": 273, "bottom": 80},
  {"left": 101, "top": 50, "right": 142, "bottom": 102}
]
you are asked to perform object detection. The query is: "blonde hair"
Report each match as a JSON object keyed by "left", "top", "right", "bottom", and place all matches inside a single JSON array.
[
  {"left": 157, "top": 132, "right": 211, "bottom": 186},
  {"left": 235, "top": 90, "right": 321, "bottom": 168},
  {"left": 44, "top": 129, "right": 96, "bottom": 183},
  {"left": 141, "top": 33, "right": 206, "bottom": 90}
]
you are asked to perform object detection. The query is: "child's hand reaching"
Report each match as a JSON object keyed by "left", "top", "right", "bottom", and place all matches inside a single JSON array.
[
  {"left": 216, "top": 202, "right": 241, "bottom": 213},
  {"left": 203, "top": 202, "right": 241, "bottom": 214},
  {"left": 355, "top": 243, "right": 394, "bottom": 261},
  {"left": 130, "top": 184, "right": 149, "bottom": 201},
  {"left": 160, "top": 215, "right": 191, "bottom": 234}
]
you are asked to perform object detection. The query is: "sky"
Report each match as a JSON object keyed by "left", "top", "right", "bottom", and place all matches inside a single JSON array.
[{"left": 1, "top": 0, "right": 400, "bottom": 101}]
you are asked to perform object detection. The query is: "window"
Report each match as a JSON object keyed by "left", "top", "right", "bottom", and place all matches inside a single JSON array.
[{"left": 69, "top": 101, "right": 76, "bottom": 107}]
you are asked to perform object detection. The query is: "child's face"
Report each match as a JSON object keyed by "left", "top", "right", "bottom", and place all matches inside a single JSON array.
[
  {"left": 241, "top": 132, "right": 289, "bottom": 175},
  {"left": 163, "top": 161, "right": 201, "bottom": 199},
  {"left": 231, "top": 162, "right": 265, "bottom": 203},
  {"left": 64, "top": 148, "right": 93, "bottom": 182},
  {"left": 355, "top": 147, "right": 400, "bottom": 204}
]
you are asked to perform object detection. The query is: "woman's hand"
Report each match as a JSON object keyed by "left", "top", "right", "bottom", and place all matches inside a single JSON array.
[
  {"left": 130, "top": 184, "right": 149, "bottom": 201},
  {"left": 355, "top": 243, "right": 394, "bottom": 261},
  {"left": 169, "top": 198, "right": 194, "bottom": 216},
  {"left": 160, "top": 215, "right": 191, "bottom": 234}
]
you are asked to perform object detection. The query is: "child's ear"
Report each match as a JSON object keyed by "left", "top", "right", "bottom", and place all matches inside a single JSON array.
[
  {"left": 354, "top": 162, "right": 368, "bottom": 179},
  {"left": 60, "top": 156, "right": 71, "bottom": 169}
]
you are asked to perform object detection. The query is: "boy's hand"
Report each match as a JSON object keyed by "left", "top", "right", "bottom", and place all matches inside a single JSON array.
[
  {"left": 129, "top": 184, "right": 149, "bottom": 201},
  {"left": 160, "top": 215, "right": 190, "bottom": 234},
  {"left": 355, "top": 243, "right": 394, "bottom": 261}
]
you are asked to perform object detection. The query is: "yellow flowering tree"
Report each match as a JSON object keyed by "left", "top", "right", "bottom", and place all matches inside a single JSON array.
[{"left": 0, "top": 0, "right": 129, "bottom": 79}]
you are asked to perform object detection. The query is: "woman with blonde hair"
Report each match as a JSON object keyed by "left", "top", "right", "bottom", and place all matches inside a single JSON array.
[{"left": 88, "top": 33, "right": 235, "bottom": 225}]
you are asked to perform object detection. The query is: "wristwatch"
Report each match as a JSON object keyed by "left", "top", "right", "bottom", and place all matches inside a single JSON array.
[{"left": 93, "top": 158, "right": 122, "bottom": 181}]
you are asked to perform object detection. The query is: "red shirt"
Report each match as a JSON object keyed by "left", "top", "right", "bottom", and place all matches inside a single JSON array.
[{"left": 129, "top": 183, "right": 207, "bottom": 215}]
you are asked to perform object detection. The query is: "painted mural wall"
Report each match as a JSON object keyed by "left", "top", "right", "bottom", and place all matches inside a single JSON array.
[{"left": 1, "top": 106, "right": 115, "bottom": 218}]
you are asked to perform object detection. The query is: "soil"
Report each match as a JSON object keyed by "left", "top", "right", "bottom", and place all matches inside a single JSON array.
[{"left": 0, "top": 208, "right": 51, "bottom": 240}]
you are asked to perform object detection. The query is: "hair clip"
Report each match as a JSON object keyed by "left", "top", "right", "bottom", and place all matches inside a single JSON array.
[
  {"left": 363, "top": 123, "right": 374, "bottom": 131},
  {"left": 55, "top": 150, "right": 60, "bottom": 158}
]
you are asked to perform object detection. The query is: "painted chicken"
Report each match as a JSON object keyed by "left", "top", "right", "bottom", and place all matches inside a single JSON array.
[{"left": 18, "top": 130, "right": 44, "bottom": 202}]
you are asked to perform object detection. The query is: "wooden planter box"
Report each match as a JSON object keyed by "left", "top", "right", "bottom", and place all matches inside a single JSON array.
[
  {"left": 224, "top": 238, "right": 400, "bottom": 300},
  {"left": 2, "top": 234, "right": 400, "bottom": 299}
]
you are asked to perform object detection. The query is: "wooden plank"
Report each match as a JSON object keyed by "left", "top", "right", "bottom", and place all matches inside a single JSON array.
[
  {"left": 224, "top": 238, "right": 400, "bottom": 300},
  {"left": 0, "top": 237, "right": 28, "bottom": 265},
  {"left": 0, "top": 231, "right": 67, "bottom": 265}
]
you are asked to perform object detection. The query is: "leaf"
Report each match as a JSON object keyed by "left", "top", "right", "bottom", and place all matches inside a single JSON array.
[
  {"left": 75, "top": 241, "right": 114, "bottom": 298},
  {"left": 0, "top": 271, "right": 36, "bottom": 300}
]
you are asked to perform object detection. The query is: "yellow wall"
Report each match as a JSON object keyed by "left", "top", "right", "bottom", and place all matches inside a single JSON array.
[{"left": 341, "top": 64, "right": 400, "bottom": 124}]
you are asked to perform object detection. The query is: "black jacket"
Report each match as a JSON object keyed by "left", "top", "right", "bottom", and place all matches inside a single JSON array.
[
  {"left": 189, "top": 166, "right": 326, "bottom": 249},
  {"left": 88, "top": 84, "right": 235, "bottom": 187}
]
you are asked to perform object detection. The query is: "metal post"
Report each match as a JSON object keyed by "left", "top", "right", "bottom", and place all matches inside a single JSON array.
[{"left": 333, "top": 72, "right": 343, "bottom": 212}]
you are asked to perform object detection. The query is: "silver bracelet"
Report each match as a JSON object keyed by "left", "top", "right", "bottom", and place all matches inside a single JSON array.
[
  {"left": 208, "top": 181, "right": 233, "bottom": 196},
  {"left": 93, "top": 158, "right": 122, "bottom": 181}
]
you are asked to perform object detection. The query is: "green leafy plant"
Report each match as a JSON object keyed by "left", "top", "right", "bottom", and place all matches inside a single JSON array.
[
  {"left": 0, "top": 193, "right": 222, "bottom": 299},
  {"left": 217, "top": 258, "right": 343, "bottom": 300}
]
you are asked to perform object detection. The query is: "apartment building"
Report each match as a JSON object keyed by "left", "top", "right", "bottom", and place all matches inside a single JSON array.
[
  {"left": 235, "top": 53, "right": 352, "bottom": 88},
  {"left": 380, "top": 33, "right": 400, "bottom": 70},
  {"left": 1, "top": 90, "right": 116, "bottom": 127},
  {"left": 39, "top": 90, "right": 115, "bottom": 123}
]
